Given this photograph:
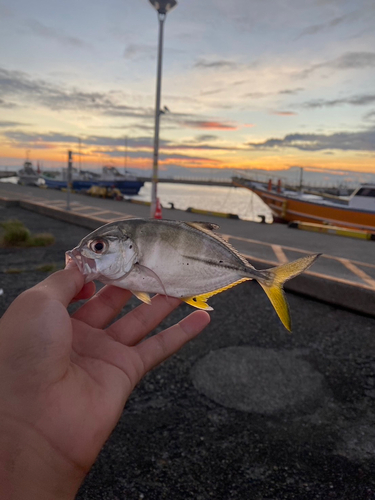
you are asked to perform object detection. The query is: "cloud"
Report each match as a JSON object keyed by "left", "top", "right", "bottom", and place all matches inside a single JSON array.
[
  {"left": 0, "top": 67, "right": 232, "bottom": 131},
  {"left": 3, "top": 131, "right": 81, "bottom": 145},
  {"left": 270, "top": 111, "right": 297, "bottom": 116},
  {"left": 1, "top": 129, "right": 241, "bottom": 158},
  {"left": 246, "top": 128, "right": 375, "bottom": 152},
  {"left": 243, "top": 91, "right": 270, "bottom": 99},
  {"left": 364, "top": 110, "right": 375, "bottom": 121},
  {"left": 0, "top": 121, "right": 29, "bottom": 128},
  {"left": 181, "top": 120, "right": 238, "bottom": 130},
  {"left": 296, "top": 13, "right": 354, "bottom": 40},
  {"left": 296, "top": 52, "right": 375, "bottom": 78},
  {"left": 0, "top": 98, "right": 17, "bottom": 109},
  {"left": 193, "top": 134, "right": 218, "bottom": 142},
  {"left": 243, "top": 88, "right": 304, "bottom": 99},
  {"left": 1, "top": 131, "right": 221, "bottom": 156},
  {"left": 278, "top": 88, "right": 305, "bottom": 95},
  {"left": 200, "top": 89, "right": 225, "bottom": 96},
  {"left": 25, "top": 19, "right": 89, "bottom": 49},
  {"left": 123, "top": 43, "right": 155, "bottom": 60},
  {"left": 0, "top": 67, "right": 154, "bottom": 119},
  {"left": 194, "top": 59, "right": 238, "bottom": 70},
  {"left": 302, "top": 94, "right": 375, "bottom": 109}
]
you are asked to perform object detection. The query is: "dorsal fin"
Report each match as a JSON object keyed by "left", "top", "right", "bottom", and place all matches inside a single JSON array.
[{"left": 185, "top": 221, "right": 220, "bottom": 232}]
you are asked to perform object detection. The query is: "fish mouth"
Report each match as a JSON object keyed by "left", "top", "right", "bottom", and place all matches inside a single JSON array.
[{"left": 65, "top": 248, "right": 98, "bottom": 283}]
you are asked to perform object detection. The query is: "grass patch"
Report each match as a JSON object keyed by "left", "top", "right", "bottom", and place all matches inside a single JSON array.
[
  {"left": 1, "top": 219, "right": 30, "bottom": 245},
  {"left": 29, "top": 233, "right": 56, "bottom": 247},
  {"left": 0, "top": 219, "right": 55, "bottom": 247},
  {"left": 5, "top": 268, "right": 23, "bottom": 274}
]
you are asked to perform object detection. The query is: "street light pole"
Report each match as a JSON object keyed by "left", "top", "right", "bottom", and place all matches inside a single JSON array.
[
  {"left": 149, "top": 0, "right": 177, "bottom": 218},
  {"left": 150, "top": 12, "right": 165, "bottom": 218}
]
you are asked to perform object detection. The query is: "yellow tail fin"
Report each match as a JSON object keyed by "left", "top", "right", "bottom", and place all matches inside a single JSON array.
[{"left": 257, "top": 254, "right": 320, "bottom": 331}]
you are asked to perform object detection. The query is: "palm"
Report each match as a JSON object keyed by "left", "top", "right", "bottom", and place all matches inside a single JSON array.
[{"left": 0, "top": 266, "right": 209, "bottom": 478}]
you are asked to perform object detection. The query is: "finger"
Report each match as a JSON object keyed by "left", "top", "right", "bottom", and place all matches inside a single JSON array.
[
  {"left": 72, "top": 285, "right": 132, "bottom": 328},
  {"left": 134, "top": 310, "right": 210, "bottom": 374},
  {"left": 106, "top": 294, "right": 181, "bottom": 345},
  {"left": 32, "top": 264, "right": 84, "bottom": 307},
  {"left": 71, "top": 281, "right": 96, "bottom": 303}
]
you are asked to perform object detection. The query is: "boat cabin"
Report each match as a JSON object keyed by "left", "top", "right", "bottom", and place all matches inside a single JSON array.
[{"left": 349, "top": 184, "right": 375, "bottom": 211}]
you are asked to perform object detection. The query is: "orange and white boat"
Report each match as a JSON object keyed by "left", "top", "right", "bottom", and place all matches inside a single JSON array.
[{"left": 233, "top": 177, "right": 375, "bottom": 233}]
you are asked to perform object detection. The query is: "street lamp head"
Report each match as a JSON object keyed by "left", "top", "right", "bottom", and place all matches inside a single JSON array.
[{"left": 149, "top": 0, "right": 177, "bottom": 15}]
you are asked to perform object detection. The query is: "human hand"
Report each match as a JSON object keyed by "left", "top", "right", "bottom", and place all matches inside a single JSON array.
[{"left": 0, "top": 264, "right": 210, "bottom": 500}]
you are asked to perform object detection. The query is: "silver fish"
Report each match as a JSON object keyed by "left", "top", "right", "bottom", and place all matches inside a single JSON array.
[{"left": 66, "top": 218, "right": 320, "bottom": 331}]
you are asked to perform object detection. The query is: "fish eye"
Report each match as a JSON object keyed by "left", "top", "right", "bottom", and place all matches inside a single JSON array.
[{"left": 89, "top": 238, "right": 108, "bottom": 254}]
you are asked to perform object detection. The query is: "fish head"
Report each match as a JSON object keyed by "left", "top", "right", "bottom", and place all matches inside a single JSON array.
[{"left": 65, "top": 224, "right": 137, "bottom": 283}]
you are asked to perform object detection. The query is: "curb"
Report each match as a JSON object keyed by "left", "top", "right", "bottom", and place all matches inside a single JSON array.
[
  {"left": 288, "top": 220, "right": 375, "bottom": 240},
  {"left": 124, "top": 199, "right": 151, "bottom": 206},
  {"left": 249, "top": 258, "right": 375, "bottom": 319},
  {"left": 186, "top": 207, "right": 239, "bottom": 219}
]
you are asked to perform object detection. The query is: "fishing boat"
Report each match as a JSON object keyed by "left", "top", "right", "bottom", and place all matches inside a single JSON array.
[
  {"left": 43, "top": 166, "right": 144, "bottom": 195},
  {"left": 17, "top": 161, "right": 45, "bottom": 187},
  {"left": 232, "top": 176, "right": 375, "bottom": 232}
]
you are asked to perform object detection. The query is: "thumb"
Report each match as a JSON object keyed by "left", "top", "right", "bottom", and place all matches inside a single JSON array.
[{"left": 33, "top": 263, "right": 85, "bottom": 307}]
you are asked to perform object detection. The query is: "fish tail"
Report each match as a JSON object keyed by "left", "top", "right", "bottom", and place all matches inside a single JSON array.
[{"left": 255, "top": 254, "right": 321, "bottom": 331}]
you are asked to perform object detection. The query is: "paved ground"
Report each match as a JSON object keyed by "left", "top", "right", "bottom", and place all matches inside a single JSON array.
[{"left": 1, "top": 203, "right": 375, "bottom": 499}]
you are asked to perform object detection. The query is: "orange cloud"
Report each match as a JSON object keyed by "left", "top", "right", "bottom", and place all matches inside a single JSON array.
[
  {"left": 182, "top": 120, "right": 238, "bottom": 130},
  {"left": 270, "top": 111, "right": 297, "bottom": 116}
]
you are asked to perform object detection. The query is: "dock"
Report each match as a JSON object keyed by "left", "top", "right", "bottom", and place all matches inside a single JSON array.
[{"left": 138, "top": 176, "right": 233, "bottom": 187}]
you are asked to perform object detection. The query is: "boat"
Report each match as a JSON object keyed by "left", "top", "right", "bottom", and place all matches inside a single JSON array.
[
  {"left": 43, "top": 166, "right": 144, "bottom": 195},
  {"left": 96, "top": 166, "right": 144, "bottom": 195},
  {"left": 232, "top": 176, "right": 375, "bottom": 233},
  {"left": 17, "top": 161, "right": 45, "bottom": 187}
]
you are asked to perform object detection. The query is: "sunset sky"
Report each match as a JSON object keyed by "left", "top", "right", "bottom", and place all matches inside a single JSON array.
[{"left": 0, "top": 0, "right": 375, "bottom": 178}]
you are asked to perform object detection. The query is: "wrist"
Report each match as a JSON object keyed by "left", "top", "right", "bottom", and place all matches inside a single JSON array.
[{"left": 0, "top": 415, "right": 85, "bottom": 500}]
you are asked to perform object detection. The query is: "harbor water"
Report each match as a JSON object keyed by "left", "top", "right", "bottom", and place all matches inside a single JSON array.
[{"left": 136, "top": 182, "right": 273, "bottom": 222}]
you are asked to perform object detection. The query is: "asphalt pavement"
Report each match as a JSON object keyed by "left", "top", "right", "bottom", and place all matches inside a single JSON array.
[{"left": 1, "top": 185, "right": 375, "bottom": 499}]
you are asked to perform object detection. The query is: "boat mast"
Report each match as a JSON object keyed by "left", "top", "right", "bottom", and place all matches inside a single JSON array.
[
  {"left": 124, "top": 136, "right": 128, "bottom": 174},
  {"left": 299, "top": 167, "right": 304, "bottom": 192},
  {"left": 78, "top": 138, "right": 82, "bottom": 173}
]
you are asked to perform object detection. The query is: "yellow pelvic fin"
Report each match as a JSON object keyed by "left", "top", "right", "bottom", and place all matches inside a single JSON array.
[
  {"left": 131, "top": 291, "right": 152, "bottom": 305},
  {"left": 258, "top": 254, "right": 320, "bottom": 332},
  {"left": 182, "top": 277, "right": 251, "bottom": 311}
]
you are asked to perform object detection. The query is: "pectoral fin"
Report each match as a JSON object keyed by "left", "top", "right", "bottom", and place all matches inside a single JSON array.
[
  {"left": 182, "top": 277, "right": 251, "bottom": 311},
  {"left": 131, "top": 291, "right": 152, "bottom": 304}
]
